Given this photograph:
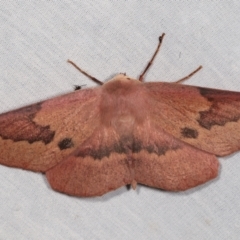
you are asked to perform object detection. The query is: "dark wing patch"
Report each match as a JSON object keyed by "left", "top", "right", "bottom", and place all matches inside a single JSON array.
[
  {"left": 198, "top": 88, "right": 240, "bottom": 129},
  {"left": 181, "top": 127, "right": 198, "bottom": 139},
  {"left": 0, "top": 103, "right": 55, "bottom": 144}
]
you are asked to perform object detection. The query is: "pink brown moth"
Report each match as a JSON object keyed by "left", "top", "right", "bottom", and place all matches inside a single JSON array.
[{"left": 0, "top": 33, "right": 240, "bottom": 197}]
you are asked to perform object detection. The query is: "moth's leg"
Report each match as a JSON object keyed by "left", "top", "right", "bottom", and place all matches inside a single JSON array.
[
  {"left": 74, "top": 84, "right": 86, "bottom": 91},
  {"left": 139, "top": 33, "right": 165, "bottom": 82},
  {"left": 67, "top": 60, "right": 104, "bottom": 85},
  {"left": 174, "top": 65, "right": 202, "bottom": 84}
]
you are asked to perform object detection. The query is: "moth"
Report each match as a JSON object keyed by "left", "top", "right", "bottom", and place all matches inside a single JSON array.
[{"left": 1, "top": 33, "right": 240, "bottom": 197}]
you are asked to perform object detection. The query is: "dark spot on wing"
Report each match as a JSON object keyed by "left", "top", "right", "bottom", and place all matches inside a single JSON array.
[
  {"left": 198, "top": 87, "right": 240, "bottom": 129},
  {"left": 58, "top": 138, "right": 74, "bottom": 150},
  {"left": 181, "top": 127, "right": 198, "bottom": 138},
  {"left": 0, "top": 102, "right": 55, "bottom": 144}
]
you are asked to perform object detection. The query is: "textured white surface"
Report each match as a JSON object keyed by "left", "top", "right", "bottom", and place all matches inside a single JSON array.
[{"left": 1, "top": 1, "right": 240, "bottom": 239}]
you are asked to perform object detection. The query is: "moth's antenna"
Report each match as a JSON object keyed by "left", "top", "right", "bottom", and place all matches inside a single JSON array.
[
  {"left": 175, "top": 66, "right": 202, "bottom": 84},
  {"left": 139, "top": 33, "right": 165, "bottom": 82},
  {"left": 67, "top": 60, "right": 104, "bottom": 85}
]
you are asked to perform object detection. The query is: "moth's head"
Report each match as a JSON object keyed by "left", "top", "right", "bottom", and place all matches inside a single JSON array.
[
  {"left": 107, "top": 73, "right": 142, "bottom": 84},
  {"left": 103, "top": 74, "right": 142, "bottom": 93}
]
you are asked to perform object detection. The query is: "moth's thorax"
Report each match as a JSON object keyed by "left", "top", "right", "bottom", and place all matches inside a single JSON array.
[{"left": 100, "top": 75, "right": 147, "bottom": 133}]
